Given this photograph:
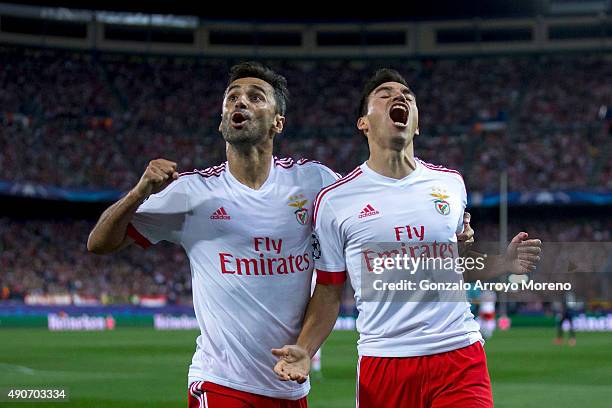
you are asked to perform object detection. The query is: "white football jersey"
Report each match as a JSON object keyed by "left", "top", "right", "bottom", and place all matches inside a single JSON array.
[
  {"left": 128, "top": 157, "right": 338, "bottom": 399},
  {"left": 313, "top": 158, "right": 482, "bottom": 357}
]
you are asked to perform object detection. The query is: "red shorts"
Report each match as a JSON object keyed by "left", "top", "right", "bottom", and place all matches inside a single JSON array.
[
  {"left": 188, "top": 381, "right": 308, "bottom": 408},
  {"left": 357, "top": 342, "right": 493, "bottom": 408}
]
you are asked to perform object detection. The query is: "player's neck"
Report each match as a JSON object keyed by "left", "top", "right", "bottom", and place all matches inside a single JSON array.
[
  {"left": 366, "top": 142, "right": 416, "bottom": 180},
  {"left": 226, "top": 141, "right": 273, "bottom": 190}
]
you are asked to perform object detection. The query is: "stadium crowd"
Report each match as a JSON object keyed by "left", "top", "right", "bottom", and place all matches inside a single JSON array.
[
  {"left": 1, "top": 217, "right": 609, "bottom": 304},
  {"left": 0, "top": 218, "right": 191, "bottom": 304},
  {"left": 1, "top": 46, "right": 609, "bottom": 192}
]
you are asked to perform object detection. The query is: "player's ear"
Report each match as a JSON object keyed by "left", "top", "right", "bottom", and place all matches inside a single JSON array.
[
  {"left": 272, "top": 114, "right": 285, "bottom": 134},
  {"left": 357, "top": 116, "right": 368, "bottom": 134},
  {"left": 415, "top": 127, "right": 420, "bottom": 136}
]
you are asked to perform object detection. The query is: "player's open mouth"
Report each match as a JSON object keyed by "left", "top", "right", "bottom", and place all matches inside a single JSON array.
[
  {"left": 389, "top": 103, "right": 409, "bottom": 128},
  {"left": 230, "top": 111, "right": 250, "bottom": 129}
]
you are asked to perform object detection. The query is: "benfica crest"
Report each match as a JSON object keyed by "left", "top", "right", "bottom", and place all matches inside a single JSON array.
[
  {"left": 288, "top": 194, "right": 309, "bottom": 225},
  {"left": 430, "top": 188, "right": 451, "bottom": 216}
]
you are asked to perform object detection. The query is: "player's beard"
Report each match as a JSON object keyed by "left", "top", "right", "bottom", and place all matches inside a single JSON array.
[{"left": 220, "top": 115, "right": 270, "bottom": 146}]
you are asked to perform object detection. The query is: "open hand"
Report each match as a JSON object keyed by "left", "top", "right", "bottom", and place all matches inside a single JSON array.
[
  {"left": 505, "top": 232, "right": 542, "bottom": 274},
  {"left": 271, "top": 345, "right": 311, "bottom": 384}
]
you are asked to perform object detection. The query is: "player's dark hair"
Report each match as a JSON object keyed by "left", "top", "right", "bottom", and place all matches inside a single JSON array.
[
  {"left": 227, "top": 62, "right": 289, "bottom": 116},
  {"left": 358, "top": 68, "right": 412, "bottom": 117}
]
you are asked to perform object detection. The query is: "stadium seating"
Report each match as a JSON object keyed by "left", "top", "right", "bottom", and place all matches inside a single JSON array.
[
  {"left": 1, "top": 46, "right": 609, "bottom": 191},
  {"left": 1, "top": 217, "right": 609, "bottom": 303}
]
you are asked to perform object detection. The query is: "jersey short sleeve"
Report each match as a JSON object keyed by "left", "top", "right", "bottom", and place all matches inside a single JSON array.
[
  {"left": 298, "top": 159, "right": 341, "bottom": 189},
  {"left": 313, "top": 197, "right": 347, "bottom": 285},
  {"left": 128, "top": 178, "right": 190, "bottom": 247},
  {"left": 319, "top": 165, "right": 341, "bottom": 187}
]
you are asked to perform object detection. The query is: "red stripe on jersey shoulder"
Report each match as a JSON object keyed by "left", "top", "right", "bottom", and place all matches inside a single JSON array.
[
  {"left": 274, "top": 157, "right": 338, "bottom": 179},
  {"left": 316, "top": 269, "right": 347, "bottom": 285},
  {"left": 313, "top": 167, "right": 362, "bottom": 225},
  {"left": 180, "top": 163, "right": 226, "bottom": 178},
  {"left": 417, "top": 158, "right": 463, "bottom": 179},
  {"left": 296, "top": 158, "right": 341, "bottom": 178},
  {"left": 297, "top": 158, "right": 323, "bottom": 165},
  {"left": 274, "top": 156, "right": 295, "bottom": 168},
  {"left": 127, "top": 223, "right": 152, "bottom": 249}
]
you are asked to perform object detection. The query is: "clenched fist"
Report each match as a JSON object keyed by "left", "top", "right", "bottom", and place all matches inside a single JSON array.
[
  {"left": 132, "top": 159, "right": 179, "bottom": 199},
  {"left": 457, "top": 212, "right": 474, "bottom": 257}
]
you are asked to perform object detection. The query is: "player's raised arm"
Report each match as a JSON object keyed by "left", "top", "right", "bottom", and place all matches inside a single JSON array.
[
  {"left": 87, "top": 159, "right": 178, "bottom": 254},
  {"left": 456, "top": 200, "right": 542, "bottom": 282},
  {"left": 463, "top": 232, "right": 542, "bottom": 282}
]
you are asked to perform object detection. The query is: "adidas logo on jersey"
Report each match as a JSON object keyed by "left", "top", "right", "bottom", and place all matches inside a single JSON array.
[
  {"left": 358, "top": 204, "right": 380, "bottom": 218},
  {"left": 210, "top": 207, "right": 231, "bottom": 220}
]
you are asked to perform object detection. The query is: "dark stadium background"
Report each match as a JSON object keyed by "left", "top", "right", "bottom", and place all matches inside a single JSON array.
[{"left": 0, "top": 1, "right": 610, "bottom": 407}]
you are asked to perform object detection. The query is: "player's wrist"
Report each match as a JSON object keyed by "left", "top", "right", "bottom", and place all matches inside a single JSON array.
[
  {"left": 295, "top": 341, "right": 315, "bottom": 358},
  {"left": 127, "top": 185, "right": 150, "bottom": 203}
]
